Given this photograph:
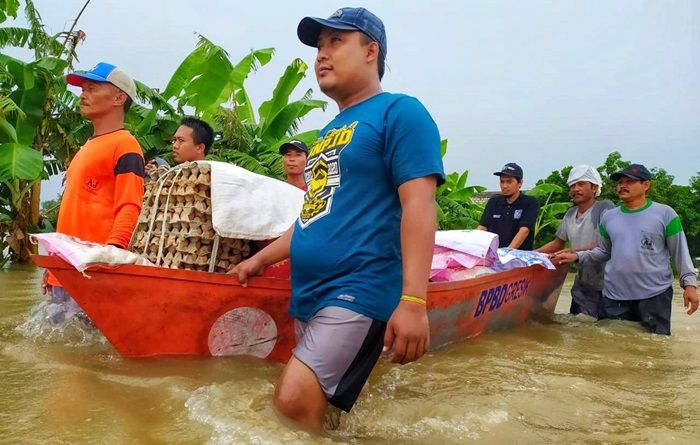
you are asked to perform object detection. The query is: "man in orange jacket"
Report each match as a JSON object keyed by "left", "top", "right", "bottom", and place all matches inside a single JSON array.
[{"left": 42, "top": 62, "right": 145, "bottom": 323}]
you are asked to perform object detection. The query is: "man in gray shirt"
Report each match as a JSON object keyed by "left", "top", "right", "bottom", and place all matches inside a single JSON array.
[
  {"left": 539, "top": 165, "right": 614, "bottom": 317},
  {"left": 556, "top": 164, "right": 698, "bottom": 334}
]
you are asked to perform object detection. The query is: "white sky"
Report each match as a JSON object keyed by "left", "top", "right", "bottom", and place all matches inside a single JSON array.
[{"left": 28, "top": 0, "right": 700, "bottom": 200}]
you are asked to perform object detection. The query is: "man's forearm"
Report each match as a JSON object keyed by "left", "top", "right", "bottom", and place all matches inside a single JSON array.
[
  {"left": 399, "top": 179, "right": 437, "bottom": 299},
  {"left": 508, "top": 227, "right": 530, "bottom": 249},
  {"left": 255, "top": 225, "right": 294, "bottom": 267},
  {"left": 537, "top": 237, "right": 565, "bottom": 253}
]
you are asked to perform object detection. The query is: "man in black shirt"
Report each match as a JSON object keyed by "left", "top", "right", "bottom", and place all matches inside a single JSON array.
[{"left": 478, "top": 163, "right": 540, "bottom": 250}]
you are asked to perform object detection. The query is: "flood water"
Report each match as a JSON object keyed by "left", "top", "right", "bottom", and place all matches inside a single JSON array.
[{"left": 1, "top": 265, "right": 699, "bottom": 444}]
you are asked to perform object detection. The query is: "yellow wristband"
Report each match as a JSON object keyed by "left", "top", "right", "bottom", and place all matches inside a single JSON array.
[{"left": 400, "top": 294, "right": 427, "bottom": 305}]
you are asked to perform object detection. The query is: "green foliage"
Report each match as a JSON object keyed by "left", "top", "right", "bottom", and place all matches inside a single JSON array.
[
  {"left": 435, "top": 140, "right": 485, "bottom": 230},
  {"left": 0, "top": 26, "right": 31, "bottom": 48},
  {"left": 0, "top": 0, "right": 90, "bottom": 263},
  {"left": 132, "top": 37, "right": 326, "bottom": 179},
  {"left": 0, "top": 0, "right": 20, "bottom": 23},
  {"left": 210, "top": 55, "right": 326, "bottom": 179},
  {"left": 534, "top": 165, "right": 571, "bottom": 205},
  {"left": 527, "top": 182, "right": 570, "bottom": 246},
  {"left": 39, "top": 196, "right": 59, "bottom": 232},
  {"left": 0, "top": 142, "right": 43, "bottom": 181},
  {"left": 161, "top": 36, "right": 274, "bottom": 117}
]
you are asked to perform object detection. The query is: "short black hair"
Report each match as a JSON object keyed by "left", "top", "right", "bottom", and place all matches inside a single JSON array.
[
  {"left": 359, "top": 33, "right": 385, "bottom": 80},
  {"left": 123, "top": 96, "right": 133, "bottom": 113},
  {"left": 181, "top": 117, "right": 215, "bottom": 154}
]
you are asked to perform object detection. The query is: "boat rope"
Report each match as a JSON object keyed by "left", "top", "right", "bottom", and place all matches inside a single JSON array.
[
  {"left": 155, "top": 166, "right": 185, "bottom": 266},
  {"left": 142, "top": 165, "right": 183, "bottom": 266},
  {"left": 208, "top": 234, "right": 220, "bottom": 273}
]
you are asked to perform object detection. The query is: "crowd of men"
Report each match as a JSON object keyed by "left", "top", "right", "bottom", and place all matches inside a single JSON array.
[{"left": 43, "top": 6, "right": 697, "bottom": 431}]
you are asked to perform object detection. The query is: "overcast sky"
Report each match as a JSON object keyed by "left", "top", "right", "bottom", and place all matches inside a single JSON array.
[{"left": 29, "top": 0, "right": 700, "bottom": 200}]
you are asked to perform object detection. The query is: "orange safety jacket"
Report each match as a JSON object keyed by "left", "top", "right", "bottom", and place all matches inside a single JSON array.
[{"left": 48, "top": 129, "right": 144, "bottom": 286}]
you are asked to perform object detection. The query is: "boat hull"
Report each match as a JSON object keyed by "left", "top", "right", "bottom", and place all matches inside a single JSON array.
[{"left": 32, "top": 255, "right": 567, "bottom": 362}]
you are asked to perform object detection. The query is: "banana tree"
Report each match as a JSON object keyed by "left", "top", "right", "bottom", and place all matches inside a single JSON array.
[
  {"left": 212, "top": 57, "right": 326, "bottom": 178},
  {"left": 130, "top": 36, "right": 280, "bottom": 163},
  {"left": 435, "top": 140, "right": 486, "bottom": 230},
  {"left": 0, "top": 0, "right": 90, "bottom": 263},
  {"left": 0, "top": 142, "right": 43, "bottom": 264},
  {"left": 436, "top": 170, "right": 486, "bottom": 230},
  {"left": 140, "top": 35, "right": 327, "bottom": 178},
  {"left": 527, "top": 182, "right": 571, "bottom": 246},
  {"left": 0, "top": 0, "right": 19, "bottom": 24},
  {"left": 0, "top": 54, "right": 70, "bottom": 261}
]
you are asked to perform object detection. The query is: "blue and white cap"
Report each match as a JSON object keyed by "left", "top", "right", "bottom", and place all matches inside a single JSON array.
[
  {"left": 297, "top": 7, "right": 387, "bottom": 56},
  {"left": 66, "top": 62, "right": 137, "bottom": 101}
]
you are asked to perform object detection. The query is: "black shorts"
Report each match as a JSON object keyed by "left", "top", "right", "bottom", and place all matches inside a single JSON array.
[{"left": 597, "top": 287, "right": 673, "bottom": 335}]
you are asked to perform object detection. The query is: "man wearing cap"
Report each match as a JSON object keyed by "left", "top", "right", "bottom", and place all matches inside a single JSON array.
[
  {"left": 144, "top": 117, "right": 214, "bottom": 176},
  {"left": 538, "top": 165, "right": 614, "bottom": 316},
  {"left": 556, "top": 164, "right": 698, "bottom": 334},
  {"left": 230, "top": 7, "right": 444, "bottom": 428},
  {"left": 42, "top": 62, "right": 145, "bottom": 322},
  {"left": 279, "top": 140, "right": 308, "bottom": 190},
  {"left": 478, "top": 163, "right": 540, "bottom": 250}
]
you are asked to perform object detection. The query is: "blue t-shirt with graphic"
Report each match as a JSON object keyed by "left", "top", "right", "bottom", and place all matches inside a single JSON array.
[{"left": 289, "top": 92, "right": 445, "bottom": 322}]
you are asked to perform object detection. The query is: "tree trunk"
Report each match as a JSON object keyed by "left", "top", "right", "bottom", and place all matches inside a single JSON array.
[
  {"left": 30, "top": 181, "right": 41, "bottom": 225},
  {"left": 9, "top": 186, "right": 34, "bottom": 264}
]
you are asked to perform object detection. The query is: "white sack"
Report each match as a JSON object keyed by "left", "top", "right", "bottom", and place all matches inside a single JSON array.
[{"left": 208, "top": 161, "right": 304, "bottom": 240}]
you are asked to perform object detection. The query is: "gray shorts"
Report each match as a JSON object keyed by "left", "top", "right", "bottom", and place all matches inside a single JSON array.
[{"left": 293, "top": 306, "right": 386, "bottom": 412}]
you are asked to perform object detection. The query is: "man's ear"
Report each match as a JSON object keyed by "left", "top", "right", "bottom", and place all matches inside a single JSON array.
[
  {"left": 366, "top": 40, "right": 379, "bottom": 63},
  {"left": 113, "top": 90, "right": 127, "bottom": 107}
]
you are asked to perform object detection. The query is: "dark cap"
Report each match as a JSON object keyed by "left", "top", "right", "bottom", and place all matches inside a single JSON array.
[
  {"left": 610, "top": 163, "right": 652, "bottom": 181},
  {"left": 297, "top": 7, "right": 388, "bottom": 56},
  {"left": 279, "top": 140, "right": 309, "bottom": 156},
  {"left": 493, "top": 162, "right": 523, "bottom": 180}
]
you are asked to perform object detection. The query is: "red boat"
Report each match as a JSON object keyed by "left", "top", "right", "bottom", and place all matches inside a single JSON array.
[{"left": 32, "top": 255, "right": 567, "bottom": 363}]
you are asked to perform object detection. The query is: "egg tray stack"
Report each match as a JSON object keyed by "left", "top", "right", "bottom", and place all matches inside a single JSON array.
[{"left": 129, "top": 162, "right": 251, "bottom": 273}]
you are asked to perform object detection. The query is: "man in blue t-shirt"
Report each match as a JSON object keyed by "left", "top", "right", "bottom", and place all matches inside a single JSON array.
[{"left": 230, "top": 7, "right": 444, "bottom": 429}]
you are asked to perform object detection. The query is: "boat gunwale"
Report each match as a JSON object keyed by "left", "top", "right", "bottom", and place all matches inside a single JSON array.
[{"left": 31, "top": 254, "right": 562, "bottom": 294}]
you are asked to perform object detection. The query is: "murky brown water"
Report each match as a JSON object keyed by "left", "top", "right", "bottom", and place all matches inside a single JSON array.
[{"left": 1, "top": 265, "right": 699, "bottom": 444}]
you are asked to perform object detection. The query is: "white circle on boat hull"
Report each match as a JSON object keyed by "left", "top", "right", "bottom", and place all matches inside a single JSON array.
[{"left": 208, "top": 307, "right": 277, "bottom": 358}]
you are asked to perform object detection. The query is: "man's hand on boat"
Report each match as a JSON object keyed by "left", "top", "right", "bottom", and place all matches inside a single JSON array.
[
  {"left": 228, "top": 225, "right": 294, "bottom": 286},
  {"left": 550, "top": 249, "right": 578, "bottom": 265},
  {"left": 383, "top": 300, "right": 430, "bottom": 365},
  {"left": 228, "top": 256, "right": 265, "bottom": 286}
]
